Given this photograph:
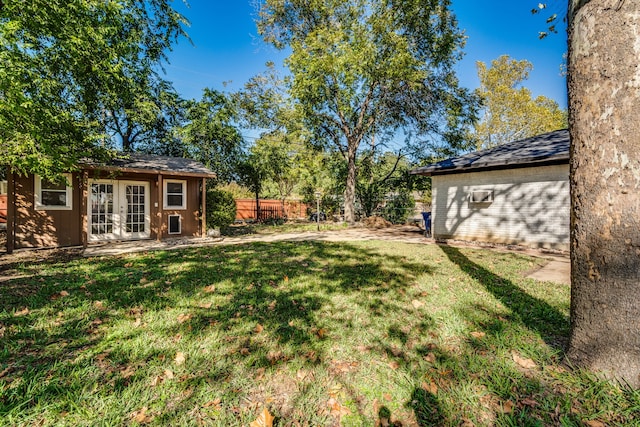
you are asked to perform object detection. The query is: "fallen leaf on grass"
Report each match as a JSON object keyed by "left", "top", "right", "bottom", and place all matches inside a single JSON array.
[
  {"left": 199, "top": 302, "right": 213, "bottom": 309},
  {"left": 502, "top": 400, "right": 515, "bottom": 414},
  {"left": 94, "top": 301, "right": 106, "bottom": 310},
  {"left": 254, "top": 323, "right": 264, "bottom": 334},
  {"left": 120, "top": 365, "right": 136, "bottom": 379},
  {"left": 520, "top": 398, "right": 538, "bottom": 407},
  {"left": 330, "top": 360, "right": 359, "bottom": 374},
  {"left": 390, "top": 346, "right": 403, "bottom": 357},
  {"left": 131, "top": 407, "right": 153, "bottom": 424},
  {"left": 296, "top": 369, "right": 313, "bottom": 381},
  {"left": 584, "top": 420, "right": 606, "bottom": 427},
  {"left": 267, "top": 300, "right": 277, "bottom": 311},
  {"left": 250, "top": 407, "right": 274, "bottom": 427},
  {"left": 203, "top": 285, "right": 216, "bottom": 293},
  {"left": 240, "top": 347, "right": 251, "bottom": 356},
  {"left": 203, "top": 398, "right": 222, "bottom": 409},
  {"left": 512, "top": 352, "right": 537, "bottom": 369},
  {"left": 421, "top": 381, "right": 438, "bottom": 394},
  {"left": 164, "top": 369, "right": 174, "bottom": 379},
  {"left": 316, "top": 328, "right": 327, "bottom": 339},
  {"left": 177, "top": 313, "right": 192, "bottom": 323},
  {"left": 150, "top": 376, "right": 163, "bottom": 387},
  {"left": 0, "top": 367, "right": 12, "bottom": 379},
  {"left": 460, "top": 418, "right": 475, "bottom": 427},
  {"left": 388, "top": 361, "right": 400, "bottom": 370},
  {"left": 14, "top": 307, "right": 30, "bottom": 317},
  {"left": 411, "top": 299, "right": 425, "bottom": 308},
  {"left": 174, "top": 352, "right": 186, "bottom": 365},
  {"left": 267, "top": 350, "right": 284, "bottom": 364},
  {"left": 423, "top": 352, "right": 436, "bottom": 363},
  {"left": 328, "top": 397, "right": 351, "bottom": 418},
  {"left": 470, "top": 331, "right": 486, "bottom": 339}
]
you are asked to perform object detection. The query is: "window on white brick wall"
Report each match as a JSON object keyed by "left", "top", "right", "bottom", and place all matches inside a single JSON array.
[{"left": 470, "top": 189, "right": 493, "bottom": 204}]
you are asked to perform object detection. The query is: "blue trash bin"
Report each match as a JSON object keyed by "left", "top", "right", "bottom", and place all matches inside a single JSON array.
[{"left": 421, "top": 212, "right": 432, "bottom": 237}]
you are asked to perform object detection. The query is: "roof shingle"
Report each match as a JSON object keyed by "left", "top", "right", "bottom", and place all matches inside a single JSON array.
[
  {"left": 411, "top": 129, "right": 569, "bottom": 176},
  {"left": 82, "top": 153, "right": 216, "bottom": 178}
]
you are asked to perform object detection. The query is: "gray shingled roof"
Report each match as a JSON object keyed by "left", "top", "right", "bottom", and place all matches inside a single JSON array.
[
  {"left": 82, "top": 153, "right": 216, "bottom": 178},
  {"left": 410, "top": 129, "right": 569, "bottom": 176}
]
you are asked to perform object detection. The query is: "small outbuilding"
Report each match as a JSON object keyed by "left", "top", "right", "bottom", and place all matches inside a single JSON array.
[
  {"left": 5, "top": 153, "right": 216, "bottom": 253},
  {"left": 411, "top": 129, "right": 569, "bottom": 250}
]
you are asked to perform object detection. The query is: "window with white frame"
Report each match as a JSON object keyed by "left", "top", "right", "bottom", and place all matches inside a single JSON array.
[
  {"left": 164, "top": 179, "right": 186, "bottom": 209},
  {"left": 35, "top": 174, "right": 73, "bottom": 210}
]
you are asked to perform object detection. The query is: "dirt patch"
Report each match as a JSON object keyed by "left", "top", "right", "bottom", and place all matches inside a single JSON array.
[{"left": 362, "top": 216, "right": 392, "bottom": 229}]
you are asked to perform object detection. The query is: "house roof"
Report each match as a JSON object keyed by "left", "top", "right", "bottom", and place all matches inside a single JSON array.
[
  {"left": 410, "top": 129, "right": 569, "bottom": 176},
  {"left": 82, "top": 153, "right": 216, "bottom": 178}
]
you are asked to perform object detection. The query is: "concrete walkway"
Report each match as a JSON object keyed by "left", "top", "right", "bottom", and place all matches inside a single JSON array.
[
  {"left": 78, "top": 226, "right": 570, "bottom": 285},
  {"left": 526, "top": 259, "right": 571, "bottom": 285}
]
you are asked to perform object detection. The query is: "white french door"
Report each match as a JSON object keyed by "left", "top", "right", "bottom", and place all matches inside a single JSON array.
[{"left": 88, "top": 180, "right": 150, "bottom": 241}]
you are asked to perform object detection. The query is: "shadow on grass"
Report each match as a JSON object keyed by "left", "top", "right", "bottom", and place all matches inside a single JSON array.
[
  {"left": 439, "top": 244, "right": 569, "bottom": 350},
  {"left": 0, "top": 240, "right": 433, "bottom": 422}
]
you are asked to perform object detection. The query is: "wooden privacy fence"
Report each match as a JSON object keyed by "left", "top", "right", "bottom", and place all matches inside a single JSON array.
[
  {"left": 235, "top": 199, "right": 309, "bottom": 221},
  {"left": 0, "top": 194, "right": 7, "bottom": 224}
]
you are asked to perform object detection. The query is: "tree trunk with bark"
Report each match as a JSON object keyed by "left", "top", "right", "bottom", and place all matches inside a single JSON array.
[
  {"left": 344, "top": 142, "right": 358, "bottom": 224},
  {"left": 567, "top": 0, "right": 640, "bottom": 388}
]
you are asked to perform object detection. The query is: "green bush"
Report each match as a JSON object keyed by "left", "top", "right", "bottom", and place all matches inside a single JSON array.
[
  {"left": 206, "top": 189, "right": 236, "bottom": 229},
  {"left": 381, "top": 190, "right": 415, "bottom": 224}
]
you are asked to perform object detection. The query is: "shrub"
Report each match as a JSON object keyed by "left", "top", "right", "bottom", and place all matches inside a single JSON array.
[
  {"left": 381, "top": 190, "right": 415, "bottom": 224},
  {"left": 206, "top": 189, "right": 236, "bottom": 229}
]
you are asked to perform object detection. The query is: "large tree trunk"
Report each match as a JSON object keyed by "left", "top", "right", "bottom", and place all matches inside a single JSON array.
[
  {"left": 567, "top": 0, "right": 640, "bottom": 388},
  {"left": 344, "top": 143, "right": 358, "bottom": 224}
]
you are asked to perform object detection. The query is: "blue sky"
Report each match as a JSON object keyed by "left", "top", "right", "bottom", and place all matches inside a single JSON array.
[{"left": 164, "top": 0, "right": 568, "bottom": 108}]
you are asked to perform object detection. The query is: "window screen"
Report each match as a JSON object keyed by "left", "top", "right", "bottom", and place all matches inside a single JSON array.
[
  {"left": 35, "top": 174, "right": 72, "bottom": 210},
  {"left": 164, "top": 180, "right": 186, "bottom": 209}
]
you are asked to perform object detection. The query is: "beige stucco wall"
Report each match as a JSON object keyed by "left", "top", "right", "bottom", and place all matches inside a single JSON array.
[{"left": 431, "top": 164, "right": 569, "bottom": 250}]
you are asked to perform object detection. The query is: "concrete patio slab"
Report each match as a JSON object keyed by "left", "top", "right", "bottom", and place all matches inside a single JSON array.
[{"left": 526, "top": 259, "right": 571, "bottom": 285}]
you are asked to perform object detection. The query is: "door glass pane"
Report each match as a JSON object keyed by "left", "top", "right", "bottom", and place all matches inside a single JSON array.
[
  {"left": 90, "top": 183, "right": 114, "bottom": 235},
  {"left": 125, "top": 185, "right": 146, "bottom": 234}
]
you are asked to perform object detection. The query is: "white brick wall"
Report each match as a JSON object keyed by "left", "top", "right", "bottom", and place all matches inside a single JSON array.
[{"left": 431, "top": 164, "right": 569, "bottom": 250}]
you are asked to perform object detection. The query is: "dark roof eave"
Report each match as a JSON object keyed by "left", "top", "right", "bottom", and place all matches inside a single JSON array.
[
  {"left": 411, "top": 156, "right": 569, "bottom": 177},
  {"left": 83, "top": 164, "right": 217, "bottom": 179}
]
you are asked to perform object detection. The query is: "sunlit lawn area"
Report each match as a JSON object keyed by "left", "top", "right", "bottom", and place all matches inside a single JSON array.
[{"left": 1, "top": 240, "right": 639, "bottom": 426}]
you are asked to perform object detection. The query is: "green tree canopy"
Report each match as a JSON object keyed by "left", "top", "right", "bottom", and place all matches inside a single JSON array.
[
  {"left": 257, "top": 0, "right": 478, "bottom": 223},
  {"left": 180, "top": 89, "right": 244, "bottom": 184},
  {"left": 104, "top": 77, "right": 188, "bottom": 154},
  {"left": 472, "top": 55, "right": 567, "bottom": 149},
  {"left": 0, "top": 0, "right": 187, "bottom": 179}
]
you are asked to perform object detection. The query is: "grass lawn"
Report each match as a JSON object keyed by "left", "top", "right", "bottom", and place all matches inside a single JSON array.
[{"left": 1, "top": 240, "right": 639, "bottom": 426}]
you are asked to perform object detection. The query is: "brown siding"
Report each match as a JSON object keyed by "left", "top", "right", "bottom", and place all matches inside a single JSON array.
[
  {"left": 14, "top": 173, "right": 83, "bottom": 248},
  {"left": 159, "top": 177, "right": 201, "bottom": 239},
  {"left": 11, "top": 171, "right": 205, "bottom": 249}
]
